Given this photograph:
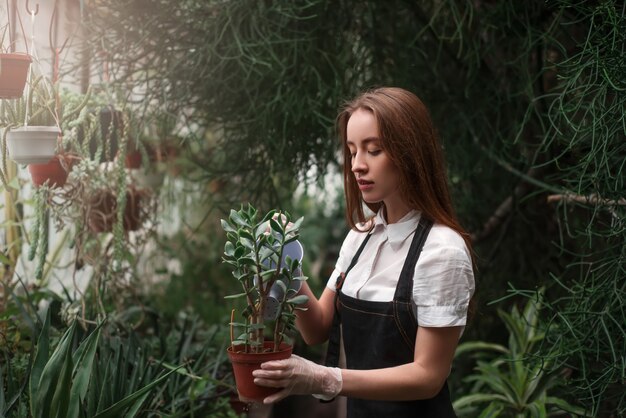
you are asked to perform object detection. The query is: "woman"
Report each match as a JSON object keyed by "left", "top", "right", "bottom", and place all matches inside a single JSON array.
[{"left": 252, "top": 87, "right": 475, "bottom": 417}]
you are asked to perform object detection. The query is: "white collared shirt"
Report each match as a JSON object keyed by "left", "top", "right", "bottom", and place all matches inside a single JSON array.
[{"left": 326, "top": 209, "right": 475, "bottom": 327}]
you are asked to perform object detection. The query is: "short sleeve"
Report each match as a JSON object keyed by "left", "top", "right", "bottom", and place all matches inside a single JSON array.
[
  {"left": 413, "top": 245, "right": 475, "bottom": 327},
  {"left": 325, "top": 228, "right": 367, "bottom": 291}
]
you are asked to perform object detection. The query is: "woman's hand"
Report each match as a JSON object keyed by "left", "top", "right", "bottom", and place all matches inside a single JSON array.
[{"left": 252, "top": 354, "right": 342, "bottom": 404}]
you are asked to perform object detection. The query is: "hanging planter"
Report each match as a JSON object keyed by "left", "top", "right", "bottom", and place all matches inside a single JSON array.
[
  {"left": 125, "top": 149, "right": 142, "bottom": 169},
  {"left": 87, "top": 187, "right": 146, "bottom": 233},
  {"left": 28, "top": 153, "right": 79, "bottom": 188},
  {"left": 6, "top": 126, "right": 61, "bottom": 164},
  {"left": 0, "top": 53, "right": 32, "bottom": 99}
]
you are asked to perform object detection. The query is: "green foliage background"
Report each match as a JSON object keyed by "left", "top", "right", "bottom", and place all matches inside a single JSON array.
[{"left": 77, "top": 0, "right": 625, "bottom": 416}]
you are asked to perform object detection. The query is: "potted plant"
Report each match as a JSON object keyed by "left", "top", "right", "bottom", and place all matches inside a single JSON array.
[
  {"left": 27, "top": 152, "right": 79, "bottom": 188},
  {"left": 86, "top": 184, "right": 147, "bottom": 233},
  {"left": 1, "top": 75, "right": 61, "bottom": 164},
  {"left": 220, "top": 204, "right": 308, "bottom": 402},
  {"left": 71, "top": 86, "right": 138, "bottom": 165}
]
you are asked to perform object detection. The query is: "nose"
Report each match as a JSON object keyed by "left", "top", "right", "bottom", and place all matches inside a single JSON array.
[{"left": 351, "top": 152, "right": 367, "bottom": 174}]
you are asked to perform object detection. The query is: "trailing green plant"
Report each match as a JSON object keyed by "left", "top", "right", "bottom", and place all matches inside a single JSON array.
[
  {"left": 27, "top": 185, "right": 51, "bottom": 282},
  {"left": 220, "top": 204, "right": 308, "bottom": 353},
  {"left": 453, "top": 292, "right": 588, "bottom": 417}
]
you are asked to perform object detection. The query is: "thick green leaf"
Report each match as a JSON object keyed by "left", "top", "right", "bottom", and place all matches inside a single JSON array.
[
  {"left": 287, "top": 295, "right": 309, "bottom": 305},
  {"left": 32, "top": 320, "right": 77, "bottom": 418},
  {"left": 229, "top": 210, "right": 249, "bottom": 228},
  {"left": 220, "top": 219, "right": 236, "bottom": 234},
  {"left": 477, "top": 402, "right": 505, "bottom": 418},
  {"left": 453, "top": 393, "right": 509, "bottom": 409},
  {"left": 0, "top": 364, "right": 5, "bottom": 412},
  {"left": 285, "top": 216, "right": 304, "bottom": 234},
  {"left": 254, "top": 221, "right": 269, "bottom": 238},
  {"left": 224, "top": 241, "right": 235, "bottom": 257},
  {"left": 92, "top": 367, "right": 181, "bottom": 418},
  {"left": 67, "top": 323, "right": 104, "bottom": 418},
  {"left": 49, "top": 341, "right": 73, "bottom": 418},
  {"left": 238, "top": 229, "right": 255, "bottom": 241},
  {"left": 545, "top": 396, "right": 590, "bottom": 416},
  {"left": 239, "top": 237, "right": 255, "bottom": 250},
  {"left": 269, "top": 218, "right": 283, "bottom": 234},
  {"left": 29, "top": 310, "right": 50, "bottom": 412}
]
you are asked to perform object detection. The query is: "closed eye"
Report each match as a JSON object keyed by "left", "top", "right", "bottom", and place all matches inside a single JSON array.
[{"left": 368, "top": 150, "right": 382, "bottom": 156}]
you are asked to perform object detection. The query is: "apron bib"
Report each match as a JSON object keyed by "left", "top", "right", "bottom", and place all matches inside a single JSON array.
[{"left": 325, "top": 217, "right": 457, "bottom": 418}]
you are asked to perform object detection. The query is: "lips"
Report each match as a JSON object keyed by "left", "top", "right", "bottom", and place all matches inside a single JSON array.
[{"left": 357, "top": 179, "right": 374, "bottom": 191}]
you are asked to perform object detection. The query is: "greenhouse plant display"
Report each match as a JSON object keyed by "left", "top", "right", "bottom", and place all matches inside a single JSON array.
[{"left": 220, "top": 204, "right": 308, "bottom": 402}]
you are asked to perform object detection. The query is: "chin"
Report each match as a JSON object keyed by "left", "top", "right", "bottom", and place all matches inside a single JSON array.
[{"left": 362, "top": 196, "right": 383, "bottom": 204}]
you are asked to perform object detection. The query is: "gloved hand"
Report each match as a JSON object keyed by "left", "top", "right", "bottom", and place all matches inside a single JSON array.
[{"left": 252, "top": 354, "right": 342, "bottom": 404}]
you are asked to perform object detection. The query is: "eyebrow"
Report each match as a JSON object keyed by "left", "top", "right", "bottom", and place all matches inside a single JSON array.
[{"left": 346, "top": 136, "right": 380, "bottom": 146}]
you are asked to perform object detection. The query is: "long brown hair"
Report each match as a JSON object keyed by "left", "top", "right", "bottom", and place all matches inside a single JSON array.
[{"left": 337, "top": 87, "right": 475, "bottom": 266}]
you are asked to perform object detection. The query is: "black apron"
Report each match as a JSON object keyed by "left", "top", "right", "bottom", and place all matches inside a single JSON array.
[{"left": 325, "top": 217, "right": 457, "bottom": 418}]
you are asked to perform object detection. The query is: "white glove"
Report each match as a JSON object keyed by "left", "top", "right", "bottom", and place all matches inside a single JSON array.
[{"left": 252, "top": 354, "right": 342, "bottom": 404}]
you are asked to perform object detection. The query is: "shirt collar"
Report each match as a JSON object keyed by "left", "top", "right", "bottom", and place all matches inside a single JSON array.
[{"left": 373, "top": 208, "right": 421, "bottom": 250}]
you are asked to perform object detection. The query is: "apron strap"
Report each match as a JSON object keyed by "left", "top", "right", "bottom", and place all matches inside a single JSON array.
[
  {"left": 324, "top": 232, "right": 372, "bottom": 370},
  {"left": 393, "top": 217, "right": 433, "bottom": 303}
]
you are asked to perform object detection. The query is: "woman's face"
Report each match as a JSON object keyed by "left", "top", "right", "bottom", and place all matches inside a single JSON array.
[{"left": 346, "top": 108, "right": 404, "bottom": 209}]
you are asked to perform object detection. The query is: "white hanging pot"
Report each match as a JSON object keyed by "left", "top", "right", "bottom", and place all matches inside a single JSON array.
[{"left": 6, "top": 126, "right": 61, "bottom": 164}]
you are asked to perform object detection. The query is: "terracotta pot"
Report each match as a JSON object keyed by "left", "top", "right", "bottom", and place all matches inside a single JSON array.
[
  {"left": 87, "top": 188, "right": 146, "bottom": 233},
  {"left": 125, "top": 149, "right": 142, "bottom": 168},
  {"left": 155, "top": 142, "right": 181, "bottom": 176},
  {"left": 0, "top": 53, "right": 32, "bottom": 99},
  {"left": 6, "top": 126, "right": 61, "bottom": 164},
  {"left": 227, "top": 342, "right": 292, "bottom": 403},
  {"left": 28, "top": 154, "right": 77, "bottom": 188}
]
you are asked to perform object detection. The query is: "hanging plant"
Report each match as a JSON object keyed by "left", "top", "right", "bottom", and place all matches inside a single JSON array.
[
  {"left": 0, "top": 16, "right": 32, "bottom": 98},
  {"left": 0, "top": 52, "right": 32, "bottom": 99},
  {"left": 1, "top": 75, "right": 61, "bottom": 165},
  {"left": 27, "top": 184, "right": 50, "bottom": 282}
]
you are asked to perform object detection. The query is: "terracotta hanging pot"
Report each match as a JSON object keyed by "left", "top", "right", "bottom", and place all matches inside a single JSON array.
[
  {"left": 6, "top": 126, "right": 61, "bottom": 164},
  {"left": 87, "top": 187, "right": 146, "bottom": 233},
  {"left": 227, "top": 342, "right": 292, "bottom": 403},
  {"left": 0, "top": 53, "right": 32, "bottom": 99},
  {"left": 28, "top": 154, "right": 78, "bottom": 188},
  {"left": 124, "top": 149, "right": 142, "bottom": 169}
]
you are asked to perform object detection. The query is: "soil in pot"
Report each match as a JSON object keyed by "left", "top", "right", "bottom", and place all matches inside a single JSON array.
[
  {"left": 28, "top": 154, "right": 78, "bottom": 188},
  {"left": 0, "top": 53, "right": 32, "bottom": 99},
  {"left": 227, "top": 342, "right": 293, "bottom": 403},
  {"left": 87, "top": 188, "right": 146, "bottom": 233}
]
